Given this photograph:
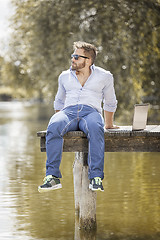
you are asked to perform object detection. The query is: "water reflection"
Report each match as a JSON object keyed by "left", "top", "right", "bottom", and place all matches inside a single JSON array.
[
  {"left": 0, "top": 101, "right": 160, "bottom": 240},
  {"left": 97, "top": 152, "right": 160, "bottom": 239}
]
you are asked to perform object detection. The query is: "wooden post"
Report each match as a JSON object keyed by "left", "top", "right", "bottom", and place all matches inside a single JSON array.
[
  {"left": 73, "top": 152, "right": 97, "bottom": 231},
  {"left": 73, "top": 152, "right": 83, "bottom": 216}
]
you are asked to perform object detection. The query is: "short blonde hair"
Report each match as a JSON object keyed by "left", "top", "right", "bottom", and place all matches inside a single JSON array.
[{"left": 73, "top": 41, "right": 97, "bottom": 64}]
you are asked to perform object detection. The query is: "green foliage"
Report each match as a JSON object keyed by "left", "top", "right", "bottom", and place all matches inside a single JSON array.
[{"left": 3, "top": 0, "right": 160, "bottom": 111}]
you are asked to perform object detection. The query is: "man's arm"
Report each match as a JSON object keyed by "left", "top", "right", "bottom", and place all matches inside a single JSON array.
[
  {"left": 102, "top": 72, "right": 118, "bottom": 129},
  {"left": 54, "top": 75, "right": 66, "bottom": 111},
  {"left": 104, "top": 110, "right": 119, "bottom": 129}
]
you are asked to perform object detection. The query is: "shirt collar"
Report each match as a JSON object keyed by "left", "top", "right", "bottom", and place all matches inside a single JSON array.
[{"left": 90, "top": 64, "right": 95, "bottom": 71}]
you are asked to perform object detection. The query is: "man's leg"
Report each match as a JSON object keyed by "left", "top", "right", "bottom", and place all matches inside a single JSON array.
[
  {"left": 38, "top": 108, "right": 79, "bottom": 192},
  {"left": 79, "top": 110, "right": 105, "bottom": 191},
  {"left": 46, "top": 110, "right": 78, "bottom": 177}
]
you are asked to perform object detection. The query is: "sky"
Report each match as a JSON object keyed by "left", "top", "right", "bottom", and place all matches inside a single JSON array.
[{"left": 0, "top": 0, "right": 14, "bottom": 56}]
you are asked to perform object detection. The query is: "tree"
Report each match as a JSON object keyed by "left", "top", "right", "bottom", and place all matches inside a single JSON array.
[{"left": 7, "top": 0, "right": 160, "bottom": 114}]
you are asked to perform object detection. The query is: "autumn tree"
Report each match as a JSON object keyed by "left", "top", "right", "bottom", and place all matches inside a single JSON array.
[{"left": 6, "top": 0, "right": 160, "bottom": 112}]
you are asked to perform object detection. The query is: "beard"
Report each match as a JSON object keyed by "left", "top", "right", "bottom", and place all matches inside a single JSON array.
[{"left": 71, "top": 61, "right": 86, "bottom": 71}]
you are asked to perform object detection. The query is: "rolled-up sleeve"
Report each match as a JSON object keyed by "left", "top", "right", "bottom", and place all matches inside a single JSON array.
[
  {"left": 54, "top": 75, "right": 66, "bottom": 110},
  {"left": 103, "top": 73, "right": 117, "bottom": 112}
]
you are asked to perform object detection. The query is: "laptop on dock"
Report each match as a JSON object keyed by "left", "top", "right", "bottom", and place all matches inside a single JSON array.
[
  {"left": 106, "top": 103, "right": 150, "bottom": 132},
  {"left": 132, "top": 103, "right": 149, "bottom": 131}
]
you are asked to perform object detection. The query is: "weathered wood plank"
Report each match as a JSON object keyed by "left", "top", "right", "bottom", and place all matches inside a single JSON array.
[
  {"left": 37, "top": 125, "right": 160, "bottom": 152},
  {"left": 149, "top": 125, "right": 160, "bottom": 132}
]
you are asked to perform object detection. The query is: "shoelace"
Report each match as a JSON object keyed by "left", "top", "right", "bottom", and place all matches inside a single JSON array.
[
  {"left": 43, "top": 175, "right": 53, "bottom": 184},
  {"left": 94, "top": 177, "right": 102, "bottom": 185}
]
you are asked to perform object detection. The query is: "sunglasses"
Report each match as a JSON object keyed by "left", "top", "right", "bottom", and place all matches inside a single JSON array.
[{"left": 71, "top": 54, "right": 89, "bottom": 60}]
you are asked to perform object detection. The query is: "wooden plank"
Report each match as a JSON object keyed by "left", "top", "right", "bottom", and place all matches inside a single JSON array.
[
  {"left": 149, "top": 125, "right": 160, "bottom": 132},
  {"left": 37, "top": 125, "right": 160, "bottom": 152},
  {"left": 37, "top": 125, "right": 160, "bottom": 137}
]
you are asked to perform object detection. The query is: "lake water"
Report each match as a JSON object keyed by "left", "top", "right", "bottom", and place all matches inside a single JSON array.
[{"left": 0, "top": 101, "right": 160, "bottom": 240}]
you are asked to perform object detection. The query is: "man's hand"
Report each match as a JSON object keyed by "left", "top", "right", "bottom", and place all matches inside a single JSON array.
[
  {"left": 104, "top": 110, "right": 119, "bottom": 130},
  {"left": 105, "top": 124, "right": 119, "bottom": 129}
]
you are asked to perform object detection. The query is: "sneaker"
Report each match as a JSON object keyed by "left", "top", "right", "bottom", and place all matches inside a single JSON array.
[
  {"left": 38, "top": 175, "right": 62, "bottom": 193},
  {"left": 89, "top": 177, "right": 104, "bottom": 192}
]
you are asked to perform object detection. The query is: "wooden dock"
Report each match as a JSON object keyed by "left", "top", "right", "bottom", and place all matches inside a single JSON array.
[
  {"left": 37, "top": 125, "right": 160, "bottom": 152},
  {"left": 37, "top": 125, "right": 160, "bottom": 232}
]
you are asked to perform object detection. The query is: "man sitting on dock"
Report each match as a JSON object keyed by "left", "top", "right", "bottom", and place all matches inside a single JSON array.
[{"left": 38, "top": 41, "right": 118, "bottom": 193}]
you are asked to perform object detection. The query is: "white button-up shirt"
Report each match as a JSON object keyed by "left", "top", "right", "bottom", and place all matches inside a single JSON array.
[{"left": 54, "top": 65, "right": 117, "bottom": 113}]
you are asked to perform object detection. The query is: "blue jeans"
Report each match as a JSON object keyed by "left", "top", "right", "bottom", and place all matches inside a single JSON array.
[{"left": 46, "top": 104, "right": 105, "bottom": 180}]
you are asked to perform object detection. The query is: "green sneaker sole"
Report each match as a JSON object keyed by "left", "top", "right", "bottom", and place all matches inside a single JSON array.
[
  {"left": 89, "top": 184, "right": 104, "bottom": 192},
  {"left": 38, "top": 183, "right": 62, "bottom": 193}
]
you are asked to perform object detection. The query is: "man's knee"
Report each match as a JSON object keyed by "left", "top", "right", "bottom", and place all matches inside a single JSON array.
[
  {"left": 88, "top": 121, "right": 104, "bottom": 134},
  {"left": 87, "top": 114, "right": 104, "bottom": 131},
  {"left": 47, "top": 121, "right": 64, "bottom": 135},
  {"left": 47, "top": 118, "right": 67, "bottom": 138},
  {"left": 47, "top": 112, "right": 68, "bottom": 134}
]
